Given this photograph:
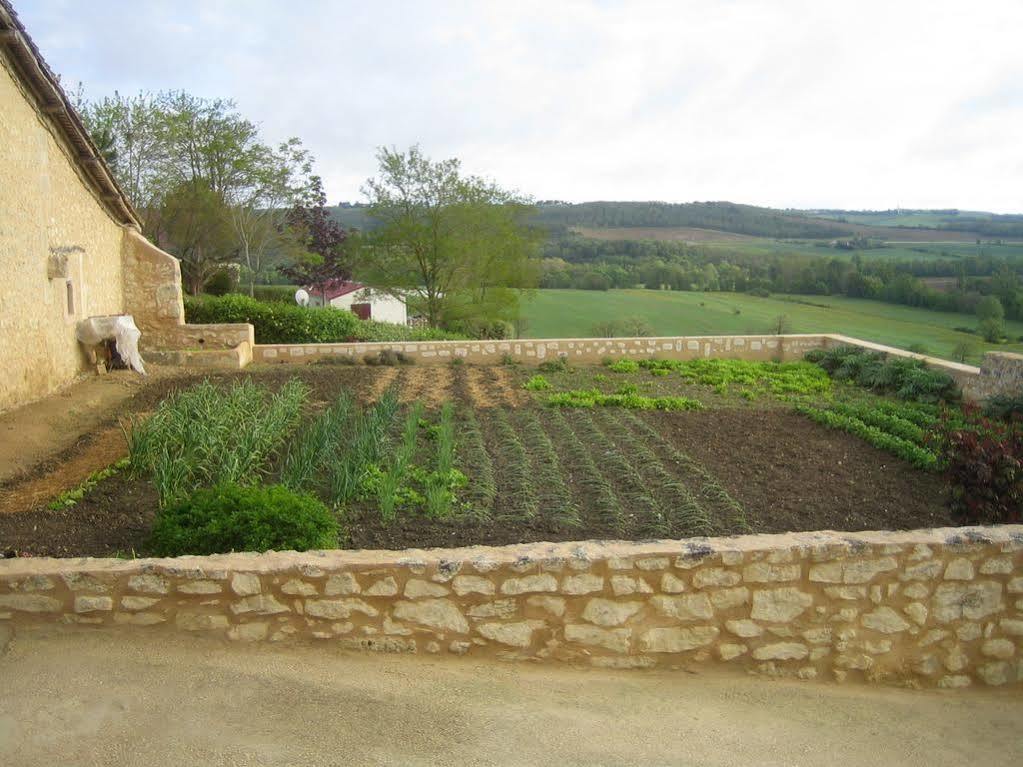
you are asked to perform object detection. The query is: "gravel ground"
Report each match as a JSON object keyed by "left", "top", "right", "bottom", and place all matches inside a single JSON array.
[{"left": 0, "top": 626, "right": 1019, "bottom": 767}]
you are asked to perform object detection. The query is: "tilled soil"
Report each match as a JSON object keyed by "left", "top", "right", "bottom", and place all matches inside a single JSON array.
[
  {"left": 0, "top": 366, "right": 954, "bottom": 558},
  {"left": 654, "top": 409, "right": 950, "bottom": 533}
]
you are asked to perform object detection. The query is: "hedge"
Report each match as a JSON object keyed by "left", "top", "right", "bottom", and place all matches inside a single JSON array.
[{"left": 184, "top": 294, "right": 464, "bottom": 344}]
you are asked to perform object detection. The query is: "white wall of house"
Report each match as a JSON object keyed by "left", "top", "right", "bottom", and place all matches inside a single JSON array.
[{"left": 328, "top": 288, "right": 408, "bottom": 325}]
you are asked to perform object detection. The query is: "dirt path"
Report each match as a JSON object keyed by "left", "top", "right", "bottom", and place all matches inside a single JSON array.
[
  {"left": 0, "top": 372, "right": 150, "bottom": 485},
  {"left": 0, "top": 628, "right": 1019, "bottom": 767}
]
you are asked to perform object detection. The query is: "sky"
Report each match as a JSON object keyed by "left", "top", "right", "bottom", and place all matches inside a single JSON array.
[{"left": 13, "top": 0, "right": 1023, "bottom": 212}]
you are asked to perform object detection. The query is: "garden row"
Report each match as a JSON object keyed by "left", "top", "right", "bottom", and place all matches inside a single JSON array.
[{"left": 114, "top": 374, "right": 754, "bottom": 557}]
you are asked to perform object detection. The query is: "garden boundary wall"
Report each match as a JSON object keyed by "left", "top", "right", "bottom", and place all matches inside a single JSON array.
[
  {"left": 248, "top": 333, "right": 1020, "bottom": 401},
  {"left": 2, "top": 526, "right": 1021, "bottom": 689}
]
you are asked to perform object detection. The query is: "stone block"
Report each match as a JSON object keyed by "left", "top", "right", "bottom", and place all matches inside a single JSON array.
[
  {"left": 861, "top": 607, "right": 911, "bottom": 634},
  {"left": 324, "top": 573, "right": 361, "bottom": 596},
  {"left": 752, "top": 642, "right": 808, "bottom": 661},
  {"left": 74, "top": 596, "right": 112, "bottom": 613},
  {"left": 581, "top": 598, "right": 643, "bottom": 627},
  {"left": 725, "top": 619, "right": 763, "bottom": 638},
  {"left": 742, "top": 563, "right": 800, "bottom": 583},
  {"left": 393, "top": 599, "right": 468, "bottom": 633},
  {"left": 364, "top": 577, "right": 399, "bottom": 597},
  {"left": 526, "top": 596, "right": 565, "bottom": 617},
  {"left": 943, "top": 559, "right": 975, "bottom": 581},
  {"left": 659, "top": 573, "right": 686, "bottom": 593},
  {"left": 228, "top": 622, "right": 269, "bottom": 641},
  {"left": 693, "top": 568, "right": 741, "bottom": 588},
  {"left": 0, "top": 594, "right": 62, "bottom": 613},
  {"left": 121, "top": 596, "right": 159, "bottom": 611},
  {"left": 932, "top": 582, "right": 1003, "bottom": 622},
  {"left": 404, "top": 579, "right": 449, "bottom": 598},
  {"left": 177, "top": 581, "right": 223, "bottom": 595},
  {"left": 230, "top": 573, "right": 261, "bottom": 596},
  {"left": 128, "top": 574, "right": 170, "bottom": 595},
  {"left": 477, "top": 621, "right": 544, "bottom": 647},
  {"left": 468, "top": 600, "right": 518, "bottom": 619},
  {"left": 709, "top": 587, "right": 749, "bottom": 610},
  {"left": 639, "top": 626, "right": 719, "bottom": 653},
  {"left": 281, "top": 579, "right": 318, "bottom": 596},
  {"left": 304, "top": 598, "right": 376, "bottom": 620},
  {"left": 561, "top": 574, "right": 604, "bottom": 595},
  {"left": 175, "top": 613, "right": 229, "bottom": 631},
  {"left": 564, "top": 624, "right": 631, "bottom": 653},
  {"left": 651, "top": 593, "right": 713, "bottom": 621},
  {"left": 750, "top": 588, "right": 813, "bottom": 622},
  {"left": 451, "top": 576, "right": 494, "bottom": 596},
  {"left": 501, "top": 574, "right": 558, "bottom": 595}
]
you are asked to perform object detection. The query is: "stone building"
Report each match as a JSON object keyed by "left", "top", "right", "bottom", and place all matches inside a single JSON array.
[{"left": 0, "top": 1, "right": 250, "bottom": 413}]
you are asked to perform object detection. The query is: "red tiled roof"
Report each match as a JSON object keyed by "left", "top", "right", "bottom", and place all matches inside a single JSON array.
[{"left": 309, "top": 281, "right": 366, "bottom": 301}]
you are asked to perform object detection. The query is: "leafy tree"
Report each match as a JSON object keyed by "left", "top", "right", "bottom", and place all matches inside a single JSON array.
[
  {"left": 952, "top": 339, "right": 978, "bottom": 363},
  {"left": 360, "top": 146, "right": 540, "bottom": 330},
  {"left": 279, "top": 177, "right": 351, "bottom": 304},
  {"left": 156, "top": 180, "right": 236, "bottom": 295},
  {"left": 976, "top": 296, "right": 1005, "bottom": 342},
  {"left": 769, "top": 314, "right": 793, "bottom": 334},
  {"left": 76, "top": 89, "right": 312, "bottom": 293}
]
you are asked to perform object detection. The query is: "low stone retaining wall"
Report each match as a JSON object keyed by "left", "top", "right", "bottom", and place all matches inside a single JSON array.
[
  {"left": 2, "top": 526, "right": 1021, "bottom": 688},
  {"left": 253, "top": 333, "right": 828, "bottom": 365},
  {"left": 248, "top": 332, "right": 1023, "bottom": 402}
]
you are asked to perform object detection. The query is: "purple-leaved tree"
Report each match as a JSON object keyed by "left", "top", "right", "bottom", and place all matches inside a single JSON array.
[{"left": 280, "top": 176, "right": 351, "bottom": 304}]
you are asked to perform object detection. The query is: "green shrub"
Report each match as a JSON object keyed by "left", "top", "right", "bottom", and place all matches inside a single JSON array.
[
  {"left": 523, "top": 375, "right": 552, "bottom": 391},
  {"left": 607, "top": 359, "right": 640, "bottom": 373},
  {"left": 126, "top": 379, "right": 308, "bottom": 506},
  {"left": 984, "top": 395, "right": 1023, "bottom": 422},
  {"left": 148, "top": 483, "right": 339, "bottom": 556},
  {"left": 538, "top": 356, "right": 568, "bottom": 373},
  {"left": 250, "top": 285, "right": 300, "bottom": 304},
  {"left": 805, "top": 346, "right": 958, "bottom": 404},
  {"left": 184, "top": 294, "right": 464, "bottom": 344}
]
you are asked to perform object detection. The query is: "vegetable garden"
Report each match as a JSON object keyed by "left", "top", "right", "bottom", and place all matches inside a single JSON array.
[{"left": 1, "top": 347, "right": 1015, "bottom": 559}]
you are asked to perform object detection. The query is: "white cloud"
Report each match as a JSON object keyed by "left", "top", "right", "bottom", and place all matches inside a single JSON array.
[{"left": 16, "top": 0, "right": 1023, "bottom": 211}]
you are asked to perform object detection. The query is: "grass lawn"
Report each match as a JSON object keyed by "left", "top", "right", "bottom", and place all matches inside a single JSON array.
[{"left": 520, "top": 289, "right": 1023, "bottom": 364}]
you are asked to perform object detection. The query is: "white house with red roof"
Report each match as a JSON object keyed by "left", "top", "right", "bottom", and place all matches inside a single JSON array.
[{"left": 308, "top": 281, "right": 408, "bottom": 325}]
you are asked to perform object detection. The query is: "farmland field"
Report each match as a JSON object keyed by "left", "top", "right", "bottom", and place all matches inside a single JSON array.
[
  {"left": 0, "top": 362, "right": 953, "bottom": 557},
  {"left": 520, "top": 289, "right": 1023, "bottom": 363}
]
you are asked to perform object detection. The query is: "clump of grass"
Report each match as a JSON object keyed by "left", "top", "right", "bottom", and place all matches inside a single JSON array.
[
  {"left": 569, "top": 409, "right": 664, "bottom": 536},
  {"left": 328, "top": 390, "right": 400, "bottom": 505},
  {"left": 606, "top": 359, "right": 640, "bottom": 374},
  {"left": 125, "top": 379, "right": 308, "bottom": 506},
  {"left": 280, "top": 393, "right": 354, "bottom": 492},
  {"left": 492, "top": 408, "right": 538, "bottom": 521},
  {"left": 378, "top": 402, "right": 424, "bottom": 522},
  {"left": 546, "top": 409, "right": 624, "bottom": 532},
  {"left": 455, "top": 408, "right": 496, "bottom": 519},
  {"left": 516, "top": 410, "right": 580, "bottom": 529},
  {"left": 805, "top": 346, "right": 958, "bottom": 403},
  {"left": 593, "top": 410, "right": 710, "bottom": 537},
  {"left": 425, "top": 402, "right": 457, "bottom": 517},
  {"left": 48, "top": 458, "right": 130, "bottom": 510},
  {"left": 620, "top": 411, "right": 748, "bottom": 533}
]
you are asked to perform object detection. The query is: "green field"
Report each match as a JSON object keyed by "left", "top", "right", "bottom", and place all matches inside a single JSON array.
[{"left": 520, "top": 289, "right": 1023, "bottom": 364}]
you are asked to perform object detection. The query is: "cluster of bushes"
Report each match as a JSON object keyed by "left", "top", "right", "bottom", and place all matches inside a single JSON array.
[
  {"left": 804, "top": 345, "right": 958, "bottom": 403},
  {"left": 934, "top": 406, "right": 1022, "bottom": 525},
  {"left": 184, "top": 294, "right": 463, "bottom": 345}
]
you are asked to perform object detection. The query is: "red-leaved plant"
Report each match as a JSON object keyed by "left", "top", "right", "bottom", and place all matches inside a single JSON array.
[{"left": 933, "top": 405, "right": 1022, "bottom": 524}]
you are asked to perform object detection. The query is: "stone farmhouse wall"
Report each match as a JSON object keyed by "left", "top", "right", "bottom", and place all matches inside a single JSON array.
[
  {"left": 0, "top": 38, "right": 254, "bottom": 414},
  {"left": 2, "top": 526, "right": 1021, "bottom": 689},
  {"left": 0, "top": 47, "right": 127, "bottom": 412}
]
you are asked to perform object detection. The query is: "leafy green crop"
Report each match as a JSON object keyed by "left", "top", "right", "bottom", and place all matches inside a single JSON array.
[
  {"left": 794, "top": 404, "right": 937, "bottom": 470},
  {"left": 548, "top": 389, "right": 703, "bottom": 411}
]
